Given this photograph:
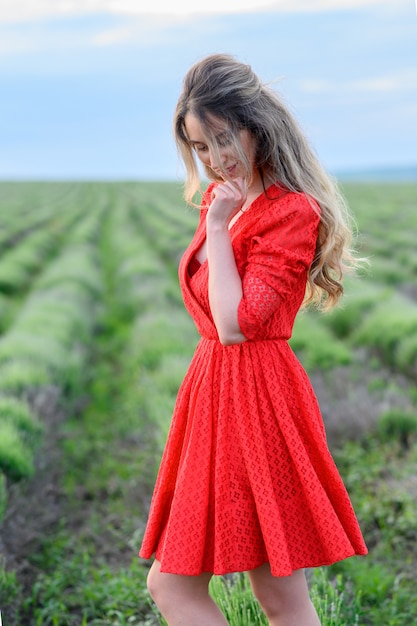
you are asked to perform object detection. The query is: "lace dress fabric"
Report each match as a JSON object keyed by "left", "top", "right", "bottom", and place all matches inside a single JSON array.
[{"left": 139, "top": 183, "right": 367, "bottom": 576}]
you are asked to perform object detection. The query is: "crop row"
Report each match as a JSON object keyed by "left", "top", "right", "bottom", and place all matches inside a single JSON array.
[
  {"left": 0, "top": 185, "right": 108, "bottom": 518},
  {"left": 0, "top": 183, "right": 80, "bottom": 250}
]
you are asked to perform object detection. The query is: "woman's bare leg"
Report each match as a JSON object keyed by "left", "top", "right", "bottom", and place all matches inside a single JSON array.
[
  {"left": 247, "top": 563, "right": 321, "bottom": 626},
  {"left": 146, "top": 559, "right": 228, "bottom": 626}
]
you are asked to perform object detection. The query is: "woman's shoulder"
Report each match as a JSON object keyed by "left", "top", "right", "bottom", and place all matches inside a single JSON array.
[{"left": 261, "top": 185, "right": 320, "bottom": 225}]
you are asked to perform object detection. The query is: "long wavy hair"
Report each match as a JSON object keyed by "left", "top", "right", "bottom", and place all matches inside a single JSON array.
[{"left": 174, "top": 53, "right": 362, "bottom": 310}]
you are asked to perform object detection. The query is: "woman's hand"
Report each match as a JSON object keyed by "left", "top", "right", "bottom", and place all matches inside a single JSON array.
[{"left": 207, "top": 178, "right": 247, "bottom": 227}]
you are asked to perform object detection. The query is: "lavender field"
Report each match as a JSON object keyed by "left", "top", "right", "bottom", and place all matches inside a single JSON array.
[{"left": 0, "top": 181, "right": 416, "bottom": 625}]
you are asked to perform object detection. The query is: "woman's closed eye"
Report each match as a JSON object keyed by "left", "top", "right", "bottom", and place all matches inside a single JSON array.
[{"left": 193, "top": 143, "right": 208, "bottom": 153}]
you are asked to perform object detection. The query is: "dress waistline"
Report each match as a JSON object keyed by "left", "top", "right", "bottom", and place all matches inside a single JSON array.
[{"left": 199, "top": 336, "right": 289, "bottom": 344}]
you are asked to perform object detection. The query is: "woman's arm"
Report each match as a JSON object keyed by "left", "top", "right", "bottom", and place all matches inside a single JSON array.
[
  {"left": 206, "top": 219, "right": 246, "bottom": 345},
  {"left": 207, "top": 189, "right": 321, "bottom": 345},
  {"left": 206, "top": 180, "right": 247, "bottom": 346}
]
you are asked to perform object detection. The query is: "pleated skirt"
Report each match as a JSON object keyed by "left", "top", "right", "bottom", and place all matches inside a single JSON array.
[{"left": 139, "top": 337, "right": 367, "bottom": 575}]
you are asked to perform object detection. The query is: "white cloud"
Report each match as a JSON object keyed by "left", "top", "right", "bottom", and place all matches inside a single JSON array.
[
  {"left": 266, "top": 0, "right": 403, "bottom": 12},
  {"left": 300, "top": 69, "right": 417, "bottom": 94},
  {"left": 0, "top": 0, "right": 266, "bottom": 23},
  {"left": 91, "top": 13, "right": 193, "bottom": 47},
  {"left": 0, "top": 0, "right": 406, "bottom": 23}
]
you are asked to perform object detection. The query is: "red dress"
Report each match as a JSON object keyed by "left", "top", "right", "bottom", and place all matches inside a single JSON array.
[{"left": 139, "top": 183, "right": 367, "bottom": 576}]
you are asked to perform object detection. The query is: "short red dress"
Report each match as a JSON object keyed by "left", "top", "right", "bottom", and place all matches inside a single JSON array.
[{"left": 139, "top": 183, "right": 367, "bottom": 576}]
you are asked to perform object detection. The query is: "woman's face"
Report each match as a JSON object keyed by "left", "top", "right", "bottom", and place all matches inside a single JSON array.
[{"left": 184, "top": 112, "right": 257, "bottom": 182}]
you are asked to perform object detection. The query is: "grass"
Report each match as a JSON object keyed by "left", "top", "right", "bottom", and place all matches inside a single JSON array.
[
  {"left": 377, "top": 408, "right": 417, "bottom": 450},
  {"left": 0, "top": 420, "right": 34, "bottom": 480},
  {"left": 0, "top": 359, "right": 50, "bottom": 393},
  {"left": 0, "top": 472, "right": 7, "bottom": 519},
  {"left": 0, "top": 395, "right": 42, "bottom": 438},
  {"left": 0, "top": 561, "right": 23, "bottom": 624},
  {"left": 322, "top": 279, "right": 389, "bottom": 339},
  {"left": 290, "top": 311, "right": 353, "bottom": 370},
  {"left": 352, "top": 293, "right": 417, "bottom": 353},
  {"left": 0, "top": 396, "right": 43, "bottom": 493},
  {"left": 209, "top": 574, "right": 268, "bottom": 626},
  {"left": 28, "top": 539, "right": 152, "bottom": 626},
  {"left": 211, "top": 569, "right": 362, "bottom": 626}
]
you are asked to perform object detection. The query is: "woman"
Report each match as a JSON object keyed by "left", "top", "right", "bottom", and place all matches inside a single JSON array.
[{"left": 139, "top": 53, "right": 367, "bottom": 626}]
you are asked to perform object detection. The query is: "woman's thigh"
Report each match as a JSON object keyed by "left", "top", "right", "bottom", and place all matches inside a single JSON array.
[
  {"left": 247, "top": 564, "right": 310, "bottom": 613},
  {"left": 147, "top": 558, "right": 213, "bottom": 602}
]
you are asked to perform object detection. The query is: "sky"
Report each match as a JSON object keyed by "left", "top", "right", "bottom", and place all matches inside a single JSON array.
[{"left": 1, "top": 0, "right": 416, "bottom": 181}]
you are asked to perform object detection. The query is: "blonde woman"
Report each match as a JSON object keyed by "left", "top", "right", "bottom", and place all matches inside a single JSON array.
[{"left": 140, "top": 53, "right": 367, "bottom": 626}]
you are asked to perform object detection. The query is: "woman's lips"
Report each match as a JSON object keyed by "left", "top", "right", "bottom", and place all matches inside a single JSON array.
[{"left": 214, "top": 164, "right": 238, "bottom": 178}]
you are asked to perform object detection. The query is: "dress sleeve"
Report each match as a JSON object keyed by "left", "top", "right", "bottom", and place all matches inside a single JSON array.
[{"left": 237, "top": 195, "right": 320, "bottom": 340}]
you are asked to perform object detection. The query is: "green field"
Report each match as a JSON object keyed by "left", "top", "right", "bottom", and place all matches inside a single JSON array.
[{"left": 0, "top": 181, "right": 416, "bottom": 625}]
